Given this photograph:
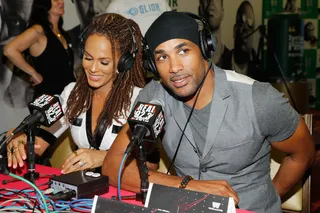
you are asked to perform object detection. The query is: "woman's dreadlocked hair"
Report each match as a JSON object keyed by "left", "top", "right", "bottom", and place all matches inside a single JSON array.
[{"left": 65, "top": 13, "right": 146, "bottom": 132}]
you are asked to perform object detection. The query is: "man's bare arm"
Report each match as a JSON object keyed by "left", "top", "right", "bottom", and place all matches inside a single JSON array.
[
  {"left": 272, "top": 117, "right": 315, "bottom": 197},
  {"left": 102, "top": 124, "right": 239, "bottom": 203}
]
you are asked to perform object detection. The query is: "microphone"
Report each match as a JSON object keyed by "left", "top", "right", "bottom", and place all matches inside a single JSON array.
[
  {"left": 125, "top": 101, "right": 165, "bottom": 155},
  {"left": 0, "top": 94, "right": 64, "bottom": 159},
  {"left": 12, "top": 94, "right": 64, "bottom": 136}
]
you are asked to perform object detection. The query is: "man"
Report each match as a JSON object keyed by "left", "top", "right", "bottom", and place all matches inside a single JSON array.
[
  {"left": 102, "top": 11, "right": 315, "bottom": 212},
  {"left": 221, "top": 1, "right": 262, "bottom": 80},
  {"left": 105, "top": 0, "right": 171, "bottom": 35},
  {"left": 198, "top": 0, "right": 230, "bottom": 67}
]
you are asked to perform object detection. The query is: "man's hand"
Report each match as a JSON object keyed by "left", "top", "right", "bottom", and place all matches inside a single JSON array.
[
  {"left": 62, "top": 148, "right": 107, "bottom": 174},
  {"left": 187, "top": 179, "right": 239, "bottom": 204}
]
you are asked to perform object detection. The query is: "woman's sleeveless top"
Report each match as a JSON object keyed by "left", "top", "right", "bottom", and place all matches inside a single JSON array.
[{"left": 31, "top": 28, "right": 75, "bottom": 97}]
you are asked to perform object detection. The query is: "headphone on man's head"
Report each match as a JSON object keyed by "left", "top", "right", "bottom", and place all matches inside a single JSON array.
[
  {"left": 78, "top": 21, "right": 138, "bottom": 73},
  {"left": 142, "top": 12, "right": 216, "bottom": 77}
]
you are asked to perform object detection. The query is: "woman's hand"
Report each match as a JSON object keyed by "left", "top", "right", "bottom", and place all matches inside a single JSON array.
[
  {"left": 6, "top": 128, "right": 47, "bottom": 169},
  {"left": 61, "top": 148, "right": 107, "bottom": 174},
  {"left": 30, "top": 71, "right": 43, "bottom": 85},
  {"left": 6, "top": 132, "right": 28, "bottom": 169}
]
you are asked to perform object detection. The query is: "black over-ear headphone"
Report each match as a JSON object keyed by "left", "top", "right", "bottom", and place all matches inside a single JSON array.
[
  {"left": 78, "top": 21, "right": 138, "bottom": 73},
  {"left": 142, "top": 12, "right": 216, "bottom": 77}
]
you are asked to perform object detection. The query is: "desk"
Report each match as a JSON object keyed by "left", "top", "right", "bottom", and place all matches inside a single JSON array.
[{"left": 0, "top": 165, "right": 253, "bottom": 213}]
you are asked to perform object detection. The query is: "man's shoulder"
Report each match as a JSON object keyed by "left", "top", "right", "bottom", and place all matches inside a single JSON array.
[
  {"left": 137, "top": 80, "right": 166, "bottom": 100},
  {"left": 142, "top": 80, "right": 163, "bottom": 92},
  {"left": 215, "top": 66, "right": 272, "bottom": 100},
  {"left": 218, "top": 67, "right": 256, "bottom": 86}
]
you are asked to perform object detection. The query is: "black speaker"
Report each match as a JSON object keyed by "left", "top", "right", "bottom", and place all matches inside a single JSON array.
[
  {"left": 78, "top": 21, "right": 138, "bottom": 73},
  {"left": 142, "top": 12, "right": 216, "bottom": 77}
]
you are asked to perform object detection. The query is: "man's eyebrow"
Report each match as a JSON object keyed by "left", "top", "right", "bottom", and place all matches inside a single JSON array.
[
  {"left": 154, "top": 49, "right": 165, "bottom": 55},
  {"left": 154, "top": 42, "right": 188, "bottom": 55},
  {"left": 175, "top": 42, "right": 188, "bottom": 49}
]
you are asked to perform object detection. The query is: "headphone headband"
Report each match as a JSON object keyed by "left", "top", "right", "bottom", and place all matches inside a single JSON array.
[{"left": 126, "top": 21, "right": 138, "bottom": 58}]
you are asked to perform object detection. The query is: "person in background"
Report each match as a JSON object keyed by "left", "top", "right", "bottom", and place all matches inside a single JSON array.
[
  {"left": 6, "top": 13, "right": 146, "bottom": 174},
  {"left": 102, "top": 11, "right": 315, "bottom": 212},
  {"left": 221, "top": 1, "right": 264, "bottom": 81},
  {"left": 105, "top": 0, "right": 171, "bottom": 35},
  {"left": 198, "top": 0, "right": 230, "bottom": 67},
  {"left": 4, "top": 0, "right": 75, "bottom": 98}
]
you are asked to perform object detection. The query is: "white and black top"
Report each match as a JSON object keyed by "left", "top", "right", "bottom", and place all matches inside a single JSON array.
[{"left": 48, "top": 82, "right": 142, "bottom": 150}]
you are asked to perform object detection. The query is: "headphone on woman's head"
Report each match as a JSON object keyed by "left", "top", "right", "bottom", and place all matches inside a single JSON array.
[
  {"left": 78, "top": 21, "right": 138, "bottom": 73},
  {"left": 117, "top": 22, "right": 138, "bottom": 73},
  {"left": 142, "top": 12, "right": 216, "bottom": 77}
]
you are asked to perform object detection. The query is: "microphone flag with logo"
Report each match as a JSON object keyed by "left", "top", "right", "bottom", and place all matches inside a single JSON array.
[
  {"left": 12, "top": 94, "right": 64, "bottom": 135},
  {"left": 125, "top": 101, "right": 165, "bottom": 154}
]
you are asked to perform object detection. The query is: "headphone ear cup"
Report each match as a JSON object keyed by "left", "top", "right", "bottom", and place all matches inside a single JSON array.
[
  {"left": 199, "top": 29, "right": 216, "bottom": 60},
  {"left": 117, "top": 52, "right": 134, "bottom": 73},
  {"left": 143, "top": 46, "right": 158, "bottom": 76},
  {"left": 199, "top": 30, "right": 210, "bottom": 60}
]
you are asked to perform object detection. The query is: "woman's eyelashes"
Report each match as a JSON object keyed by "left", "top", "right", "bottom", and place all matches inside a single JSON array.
[
  {"left": 100, "top": 61, "right": 109, "bottom": 66},
  {"left": 84, "top": 57, "right": 110, "bottom": 66}
]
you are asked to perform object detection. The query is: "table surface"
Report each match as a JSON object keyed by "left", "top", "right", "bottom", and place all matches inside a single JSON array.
[{"left": 0, "top": 164, "right": 253, "bottom": 213}]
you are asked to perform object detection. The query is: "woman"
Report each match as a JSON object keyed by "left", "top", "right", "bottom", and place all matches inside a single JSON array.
[
  {"left": 3, "top": 0, "right": 75, "bottom": 98},
  {"left": 6, "top": 13, "right": 146, "bottom": 174}
]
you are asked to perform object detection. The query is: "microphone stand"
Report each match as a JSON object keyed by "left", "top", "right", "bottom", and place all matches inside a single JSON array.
[
  {"left": 0, "top": 132, "right": 10, "bottom": 175},
  {"left": 23, "top": 126, "right": 39, "bottom": 183},
  {"left": 1, "top": 126, "right": 55, "bottom": 184},
  {"left": 112, "top": 139, "right": 149, "bottom": 204},
  {"left": 137, "top": 142, "right": 149, "bottom": 204}
]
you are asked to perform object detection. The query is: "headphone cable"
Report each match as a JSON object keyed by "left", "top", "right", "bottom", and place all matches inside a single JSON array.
[{"left": 166, "top": 61, "right": 213, "bottom": 175}]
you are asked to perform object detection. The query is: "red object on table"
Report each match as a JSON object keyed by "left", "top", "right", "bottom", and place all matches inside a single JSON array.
[{"left": 0, "top": 164, "right": 254, "bottom": 213}]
